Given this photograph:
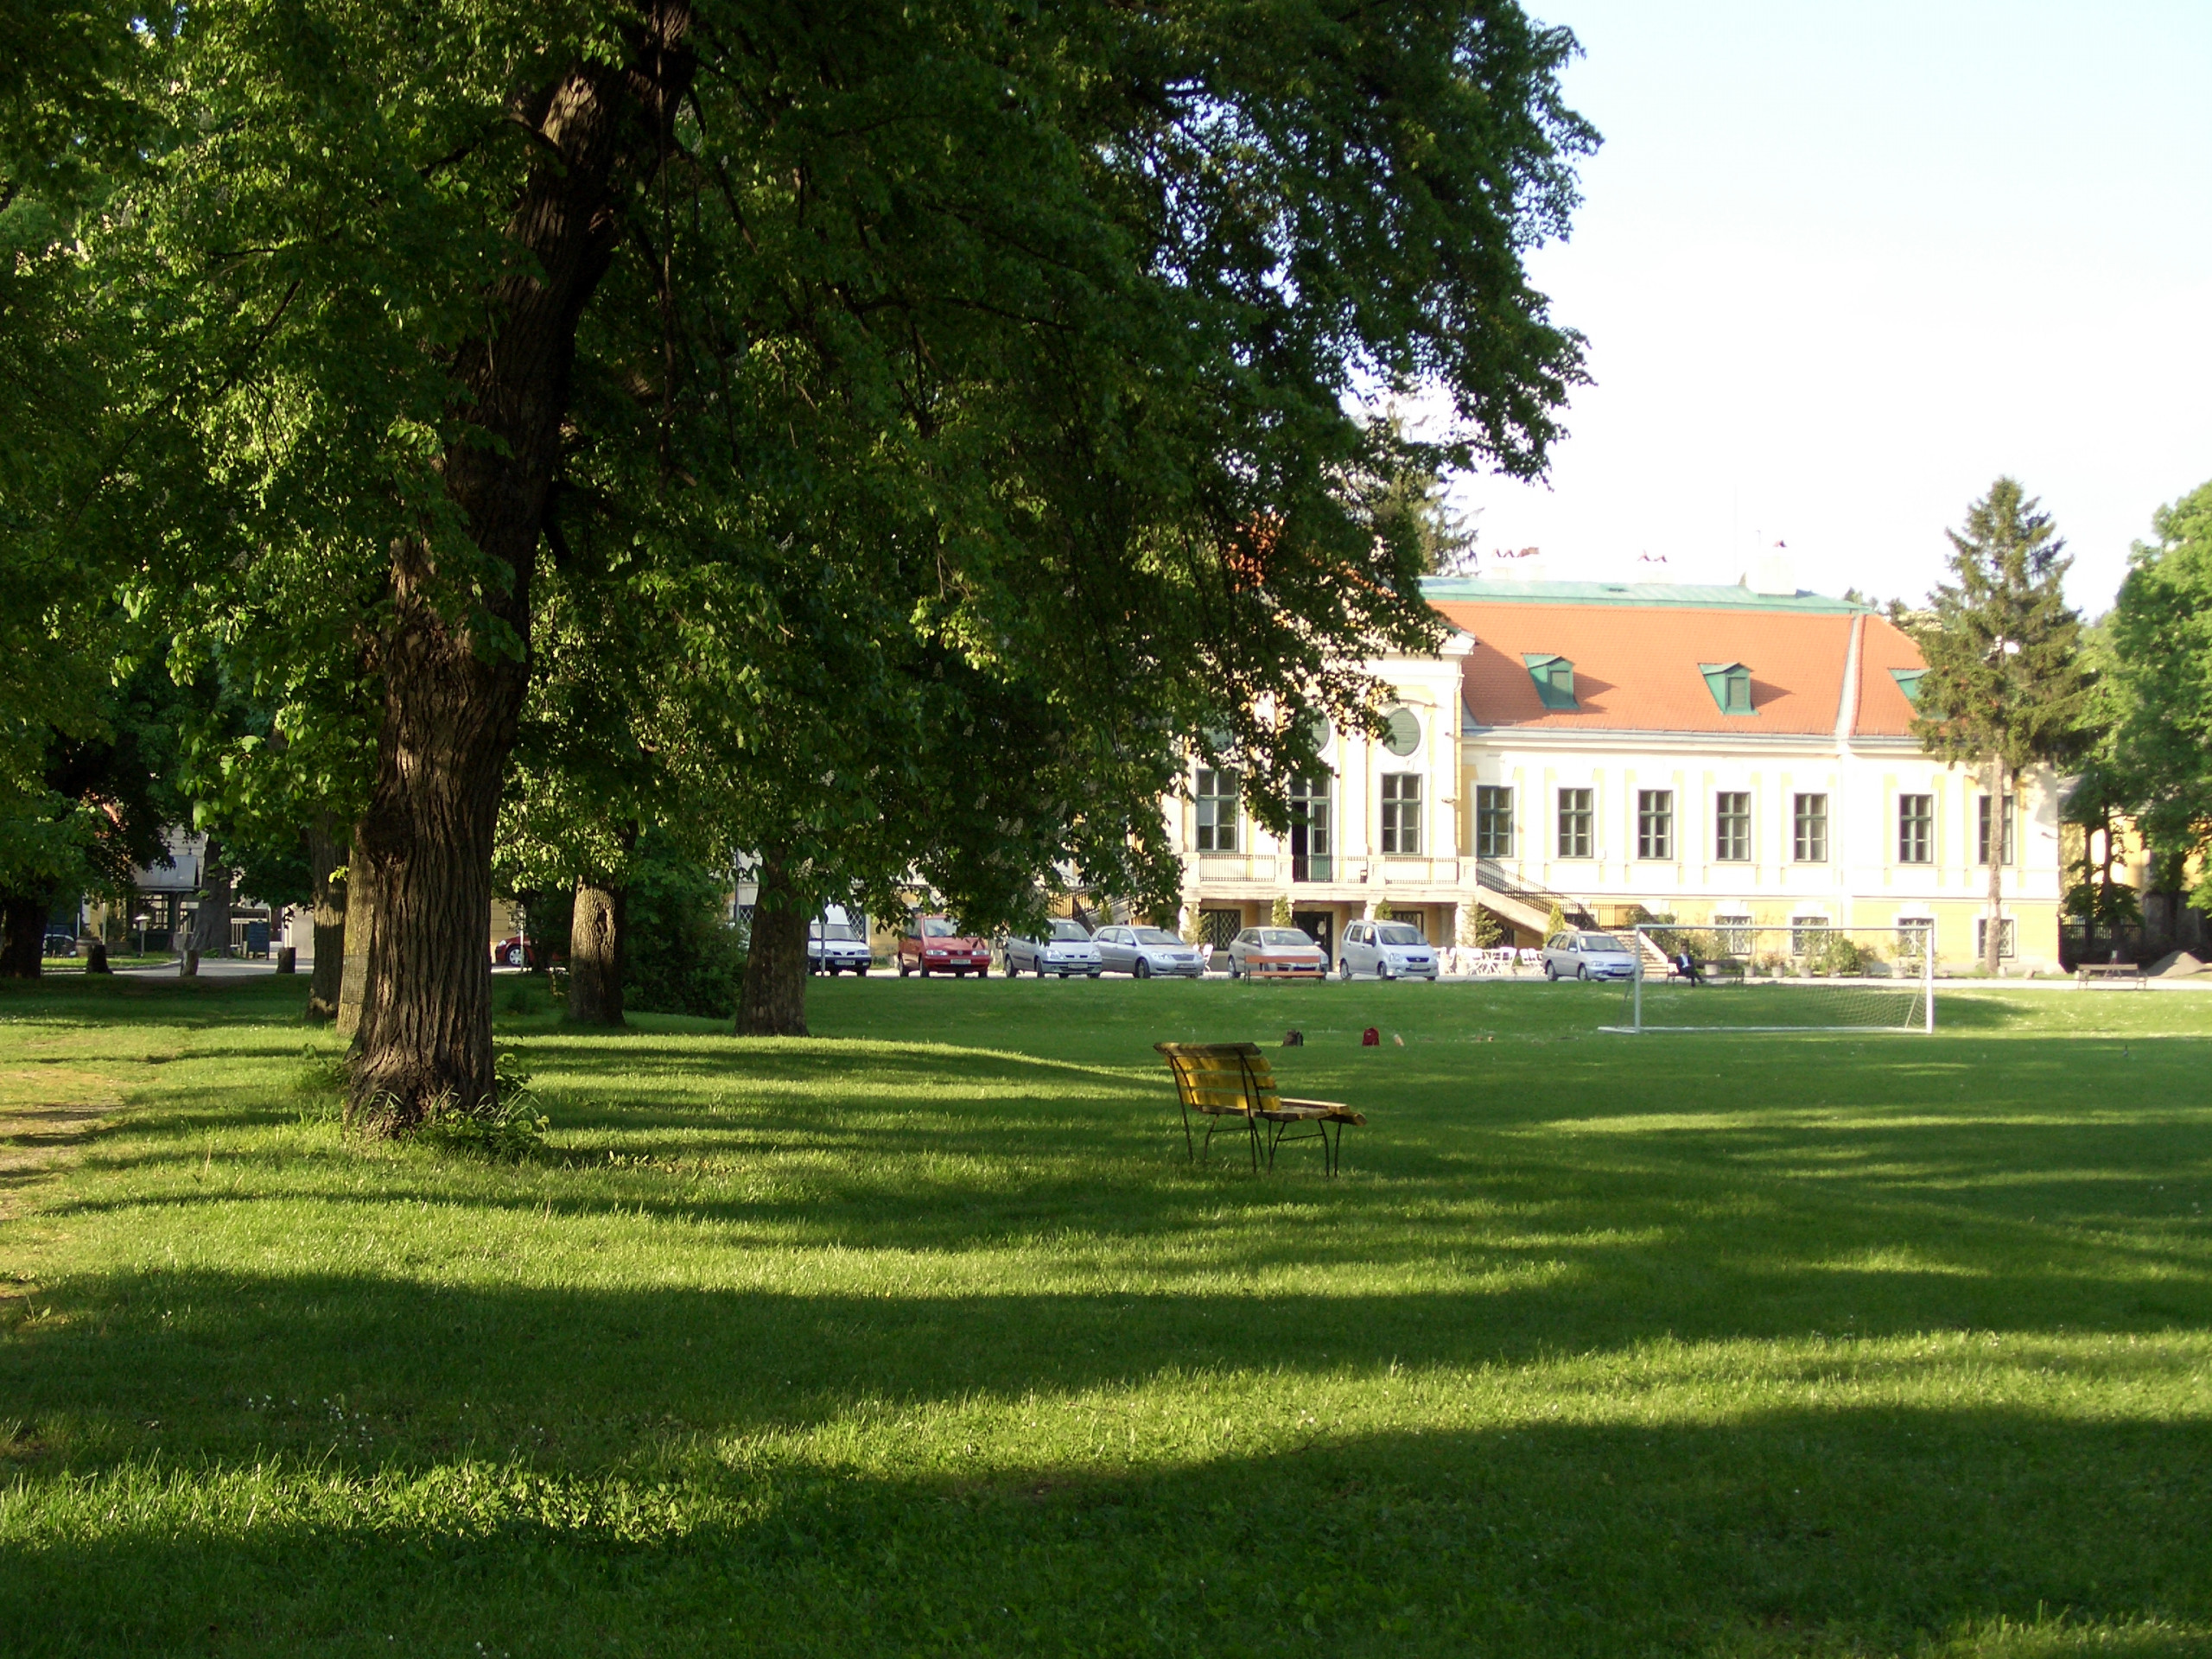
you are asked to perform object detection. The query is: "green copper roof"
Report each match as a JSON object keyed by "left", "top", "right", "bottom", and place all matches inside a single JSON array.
[{"left": 1421, "top": 577, "right": 1869, "bottom": 614}]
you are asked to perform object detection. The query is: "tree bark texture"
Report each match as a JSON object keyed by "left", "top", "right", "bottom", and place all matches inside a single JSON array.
[
  {"left": 336, "top": 827, "right": 378, "bottom": 1041},
  {"left": 188, "top": 837, "right": 232, "bottom": 959},
  {"left": 308, "top": 814, "right": 347, "bottom": 1020},
  {"left": 736, "top": 854, "right": 809, "bottom": 1037},
  {"left": 346, "top": 12, "right": 696, "bottom": 1128},
  {"left": 1986, "top": 759, "right": 2007, "bottom": 976},
  {"left": 0, "top": 891, "right": 46, "bottom": 979},
  {"left": 567, "top": 877, "right": 627, "bottom": 1026}
]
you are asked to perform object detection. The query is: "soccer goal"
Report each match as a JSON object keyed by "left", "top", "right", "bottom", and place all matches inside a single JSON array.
[{"left": 1604, "top": 922, "right": 1936, "bottom": 1034}]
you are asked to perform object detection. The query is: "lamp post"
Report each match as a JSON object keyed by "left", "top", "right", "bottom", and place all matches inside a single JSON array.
[{"left": 133, "top": 912, "right": 149, "bottom": 957}]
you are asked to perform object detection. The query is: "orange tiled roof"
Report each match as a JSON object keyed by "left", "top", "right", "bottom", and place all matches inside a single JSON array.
[{"left": 1428, "top": 594, "right": 1925, "bottom": 740}]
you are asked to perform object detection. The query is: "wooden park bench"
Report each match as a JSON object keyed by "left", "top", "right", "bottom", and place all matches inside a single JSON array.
[
  {"left": 1154, "top": 1041, "right": 1367, "bottom": 1176},
  {"left": 2076, "top": 962, "right": 2146, "bottom": 988}
]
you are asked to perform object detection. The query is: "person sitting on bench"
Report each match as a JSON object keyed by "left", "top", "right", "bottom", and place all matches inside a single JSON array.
[{"left": 1674, "top": 948, "right": 1704, "bottom": 986}]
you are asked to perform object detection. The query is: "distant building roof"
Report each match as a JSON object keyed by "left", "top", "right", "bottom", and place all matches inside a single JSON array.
[
  {"left": 1420, "top": 576, "right": 1869, "bottom": 615},
  {"left": 1427, "top": 582, "right": 1924, "bottom": 741}
]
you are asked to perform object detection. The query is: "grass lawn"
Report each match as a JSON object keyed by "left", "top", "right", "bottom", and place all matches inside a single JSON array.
[{"left": 2, "top": 972, "right": 2209, "bottom": 1656}]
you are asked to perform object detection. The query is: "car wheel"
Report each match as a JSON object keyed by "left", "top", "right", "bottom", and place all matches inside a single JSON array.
[
  {"left": 976, "top": 963, "right": 988, "bottom": 978},
  {"left": 1382, "top": 961, "right": 1397, "bottom": 982},
  {"left": 899, "top": 959, "right": 911, "bottom": 977},
  {"left": 1543, "top": 961, "right": 1557, "bottom": 981},
  {"left": 857, "top": 963, "right": 869, "bottom": 976},
  {"left": 1087, "top": 970, "right": 1101, "bottom": 979},
  {"left": 1135, "top": 958, "right": 1151, "bottom": 980},
  {"left": 1338, "top": 958, "right": 1351, "bottom": 981},
  {"left": 1575, "top": 963, "right": 1586, "bottom": 981}
]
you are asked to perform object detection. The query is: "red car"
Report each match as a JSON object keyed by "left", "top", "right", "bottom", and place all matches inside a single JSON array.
[
  {"left": 897, "top": 915, "right": 992, "bottom": 977},
  {"left": 491, "top": 935, "right": 546, "bottom": 969}
]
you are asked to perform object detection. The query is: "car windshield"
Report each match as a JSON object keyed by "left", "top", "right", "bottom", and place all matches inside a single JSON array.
[
  {"left": 1050, "top": 920, "right": 1090, "bottom": 941},
  {"left": 817, "top": 923, "right": 861, "bottom": 941},
  {"left": 1376, "top": 925, "right": 1424, "bottom": 945},
  {"left": 1258, "top": 929, "right": 1311, "bottom": 947},
  {"left": 1132, "top": 928, "right": 1183, "bottom": 945},
  {"left": 1580, "top": 932, "right": 1624, "bottom": 950},
  {"left": 920, "top": 918, "right": 960, "bottom": 938}
]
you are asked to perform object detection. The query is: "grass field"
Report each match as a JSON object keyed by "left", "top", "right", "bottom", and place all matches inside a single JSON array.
[{"left": 2, "top": 972, "right": 2209, "bottom": 1656}]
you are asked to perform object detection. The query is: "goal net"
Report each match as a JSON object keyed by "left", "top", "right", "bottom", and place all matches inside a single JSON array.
[{"left": 1605, "top": 922, "right": 1934, "bottom": 1034}]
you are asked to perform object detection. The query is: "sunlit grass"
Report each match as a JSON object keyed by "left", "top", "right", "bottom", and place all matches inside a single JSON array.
[{"left": 2, "top": 972, "right": 2209, "bottom": 1655}]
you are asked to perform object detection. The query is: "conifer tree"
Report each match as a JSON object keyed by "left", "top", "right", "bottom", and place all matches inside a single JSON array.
[{"left": 1911, "top": 479, "right": 2090, "bottom": 974}]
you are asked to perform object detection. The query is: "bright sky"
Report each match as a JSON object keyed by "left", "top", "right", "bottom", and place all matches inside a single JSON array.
[{"left": 1438, "top": 1, "right": 2212, "bottom": 615}]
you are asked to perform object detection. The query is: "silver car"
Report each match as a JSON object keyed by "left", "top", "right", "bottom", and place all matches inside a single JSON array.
[
  {"left": 1225, "top": 926, "right": 1329, "bottom": 979},
  {"left": 1005, "top": 918, "right": 1104, "bottom": 978},
  {"left": 1338, "top": 920, "right": 1438, "bottom": 981},
  {"left": 1541, "top": 930, "right": 1638, "bottom": 982},
  {"left": 1094, "top": 925, "right": 1205, "bottom": 979}
]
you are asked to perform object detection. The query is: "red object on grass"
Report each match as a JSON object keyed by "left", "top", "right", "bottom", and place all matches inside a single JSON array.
[{"left": 1361, "top": 1026, "right": 1380, "bottom": 1046}]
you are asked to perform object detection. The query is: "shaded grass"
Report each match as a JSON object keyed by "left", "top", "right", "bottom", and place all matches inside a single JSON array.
[{"left": 1, "top": 972, "right": 2209, "bottom": 1656}]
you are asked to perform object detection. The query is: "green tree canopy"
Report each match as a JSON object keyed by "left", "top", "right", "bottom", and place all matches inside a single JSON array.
[{"left": 2102, "top": 479, "right": 2212, "bottom": 912}]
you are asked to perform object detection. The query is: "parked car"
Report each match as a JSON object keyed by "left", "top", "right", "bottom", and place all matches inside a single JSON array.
[
  {"left": 491, "top": 935, "right": 544, "bottom": 969},
  {"left": 42, "top": 931, "right": 78, "bottom": 958},
  {"left": 1005, "top": 918, "right": 1103, "bottom": 978},
  {"left": 1338, "top": 920, "right": 1438, "bottom": 981},
  {"left": 1094, "top": 925, "right": 1205, "bottom": 978},
  {"left": 806, "top": 912, "right": 873, "bottom": 976},
  {"left": 1541, "top": 930, "right": 1638, "bottom": 981},
  {"left": 1225, "top": 926, "right": 1328, "bottom": 979},
  {"left": 897, "top": 915, "right": 993, "bottom": 977}
]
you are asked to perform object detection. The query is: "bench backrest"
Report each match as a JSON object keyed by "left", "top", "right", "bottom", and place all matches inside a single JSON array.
[{"left": 1154, "top": 1041, "right": 1281, "bottom": 1116}]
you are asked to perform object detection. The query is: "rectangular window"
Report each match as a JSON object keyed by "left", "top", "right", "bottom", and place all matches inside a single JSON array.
[
  {"left": 1474, "top": 785, "right": 1515, "bottom": 859},
  {"left": 1714, "top": 914, "right": 1753, "bottom": 957},
  {"left": 1791, "top": 914, "right": 1833, "bottom": 956},
  {"left": 1637, "top": 789, "right": 1675, "bottom": 861},
  {"left": 1976, "top": 917, "right": 2017, "bottom": 959},
  {"left": 1897, "top": 794, "right": 1934, "bottom": 865},
  {"left": 1977, "top": 793, "right": 2016, "bottom": 866},
  {"left": 1195, "top": 768, "right": 1240, "bottom": 854},
  {"left": 1556, "top": 787, "right": 1592, "bottom": 859},
  {"left": 1381, "top": 773, "right": 1422, "bottom": 855},
  {"left": 1793, "top": 793, "right": 1829, "bottom": 863},
  {"left": 1714, "top": 791, "right": 1751, "bottom": 861}
]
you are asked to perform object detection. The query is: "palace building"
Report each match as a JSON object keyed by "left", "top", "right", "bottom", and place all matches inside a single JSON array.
[{"left": 1168, "top": 577, "right": 2064, "bottom": 972}]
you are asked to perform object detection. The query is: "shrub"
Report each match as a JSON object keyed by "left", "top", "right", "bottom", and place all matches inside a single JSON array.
[{"left": 624, "top": 848, "right": 747, "bottom": 1017}]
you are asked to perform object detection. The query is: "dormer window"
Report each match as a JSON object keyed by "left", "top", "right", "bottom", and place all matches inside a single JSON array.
[
  {"left": 1522, "top": 653, "right": 1577, "bottom": 711},
  {"left": 1890, "top": 668, "right": 1926, "bottom": 707},
  {"left": 1699, "top": 662, "right": 1755, "bottom": 716}
]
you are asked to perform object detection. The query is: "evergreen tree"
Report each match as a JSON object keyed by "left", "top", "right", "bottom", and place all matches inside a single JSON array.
[{"left": 1910, "top": 479, "right": 2090, "bottom": 974}]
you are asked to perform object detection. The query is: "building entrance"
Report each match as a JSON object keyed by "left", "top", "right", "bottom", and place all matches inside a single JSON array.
[{"left": 1291, "top": 909, "right": 1336, "bottom": 966}]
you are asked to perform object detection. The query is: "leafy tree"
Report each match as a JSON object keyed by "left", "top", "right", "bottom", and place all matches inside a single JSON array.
[
  {"left": 1910, "top": 479, "right": 2091, "bottom": 974},
  {"left": 2102, "top": 480, "right": 2212, "bottom": 915},
  {"left": 59, "top": 0, "right": 1593, "bottom": 1127}
]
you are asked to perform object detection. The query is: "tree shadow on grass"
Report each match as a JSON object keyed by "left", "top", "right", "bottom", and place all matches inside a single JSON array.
[{"left": 3, "top": 1390, "right": 2206, "bottom": 1656}]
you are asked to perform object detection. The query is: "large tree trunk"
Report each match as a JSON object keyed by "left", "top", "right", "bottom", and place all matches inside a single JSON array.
[
  {"left": 188, "top": 837, "right": 232, "bottom": 960},
  {"left": 336, "top": 827, "right": 378, "bottom": 1041},
  {"left": 567, "top": 876, "right": 628, "bottom": 1026},
  {"left": 736, "top": 853, "right": 809, "bottom": 1037},
  {"left": 0, "top": 890, "right": 47, "bottom": 979},
  {"left": 307, "top": 814, "right": 346, "bottom": 1020},
  {"left": 1985, "top": 759, "right": 2007, "bottom": 976},
  {"left": 343, "top": 15, "right": 695, "bottom": 1130}
]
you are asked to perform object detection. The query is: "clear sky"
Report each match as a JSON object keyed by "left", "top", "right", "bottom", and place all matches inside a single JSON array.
[{"left": 1438, "top": 1, "right": 2212, "bottom": 614}]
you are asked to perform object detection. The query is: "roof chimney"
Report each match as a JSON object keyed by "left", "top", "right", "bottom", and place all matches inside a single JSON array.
[{"left": 1747, "top": 541, "right": 1796, "bottom": 596}]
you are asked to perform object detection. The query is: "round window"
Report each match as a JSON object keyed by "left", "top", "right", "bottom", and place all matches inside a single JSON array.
[
  {"left": 1382, "top": 708, "right": 1421, "bottom": 757},
  {"left": 1308, "top": 715, "right": 1332, "bottom": 754}
]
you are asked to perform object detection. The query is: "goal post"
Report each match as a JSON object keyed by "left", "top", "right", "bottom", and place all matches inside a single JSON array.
[{"left": 1605, "top": 922, "right": 1936, "bottom": 1034}]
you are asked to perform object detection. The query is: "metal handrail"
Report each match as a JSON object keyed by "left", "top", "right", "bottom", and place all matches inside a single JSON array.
[{"left": 1473, "top": 859, "right": 1596, "bottom": 928}]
